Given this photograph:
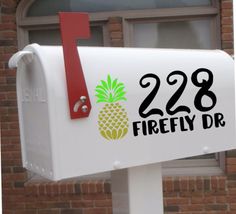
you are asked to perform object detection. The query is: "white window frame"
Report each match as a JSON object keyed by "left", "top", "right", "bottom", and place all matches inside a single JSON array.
[
  {"left": 17, "top": 0, "right": 224, "bottom": 176},
  {"left": 16, "top": 0, "right": 111, "bottom": 49}
]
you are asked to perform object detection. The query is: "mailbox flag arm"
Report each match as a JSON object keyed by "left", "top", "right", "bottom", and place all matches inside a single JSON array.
[{"left": 59, "top": 12, "right": 92, "bottom": 119}]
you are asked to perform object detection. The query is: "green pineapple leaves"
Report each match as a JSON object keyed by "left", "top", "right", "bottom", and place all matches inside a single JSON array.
[{"left": 95, "top": 75, "right": 127, "bottom": 103}]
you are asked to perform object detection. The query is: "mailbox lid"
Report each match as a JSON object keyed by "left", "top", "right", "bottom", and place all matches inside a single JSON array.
[{"left": 10, "top": 48, "right": 55, "bottom": 180}]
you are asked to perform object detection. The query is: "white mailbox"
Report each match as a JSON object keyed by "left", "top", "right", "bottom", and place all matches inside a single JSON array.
[{"left": 9, "top": 44, "right": 235, "bottom": 181}]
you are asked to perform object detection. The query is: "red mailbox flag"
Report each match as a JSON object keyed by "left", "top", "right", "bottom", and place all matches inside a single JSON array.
[{"left": 59, "top": 12, "right": 91, "bottom": 119}]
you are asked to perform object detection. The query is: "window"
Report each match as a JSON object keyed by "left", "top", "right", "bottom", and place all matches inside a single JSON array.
[
  {"left": 120, "top": 0, "right": 222, "bottom": 175},
  {"left": 17, "top": 0, "right": 223, "bottom": 176},
  {"left": 16, "top": 0, "right": 110, "bottom": 48},
  {"left": 26, "top": 0, "right": 212, "bottom": 16},
  {"left": 131, "top": 19, "right": 213, "bottom": 49},
  {"left": 123, "top": 1, "right": 220, "bottom": 49},
  {"left": 28, "top": 25, "right": 105, "bottom": 46}
]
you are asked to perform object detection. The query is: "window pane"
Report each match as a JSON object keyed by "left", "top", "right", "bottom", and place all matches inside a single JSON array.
[
  {"left": 29, "top": 29, "right": 61, "bottom": 45},
  {"left": 27, "top": 0, "right": 211, "bottom": 16},
  {"left": 133, "top": 19, "right": 212, "bottom": 49},
  {"left": 29, "top": 26, "right": 104, "bottom": 46}
]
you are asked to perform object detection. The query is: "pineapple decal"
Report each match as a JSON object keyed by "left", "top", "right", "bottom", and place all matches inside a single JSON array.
[{"left": 95, "top": 75, "right": 129, "bottom": 140}]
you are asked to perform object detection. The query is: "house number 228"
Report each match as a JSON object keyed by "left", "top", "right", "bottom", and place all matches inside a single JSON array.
[{"left": 139, "top": 68, "right": 217, "bottom": 118}]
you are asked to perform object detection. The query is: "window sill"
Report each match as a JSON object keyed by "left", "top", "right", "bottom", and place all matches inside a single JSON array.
[{"left": 162, "top": 159, "right": 224, "bottom": 176}]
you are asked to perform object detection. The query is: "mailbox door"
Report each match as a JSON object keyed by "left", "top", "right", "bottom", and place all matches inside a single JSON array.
[{"left": 17, "top": 56, "right": 54, "bottom": 180}]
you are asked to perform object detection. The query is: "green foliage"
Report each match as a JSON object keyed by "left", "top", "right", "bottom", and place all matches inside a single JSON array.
[{"left": 95, "top": 75, "right": 127, "bottom": 103}]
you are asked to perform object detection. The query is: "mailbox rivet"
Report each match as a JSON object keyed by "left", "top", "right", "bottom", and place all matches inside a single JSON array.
[
  {"left": 113, "top": 161, "right": 121, "bottom": 169},
  {"left": 203, "top": 146, "right": 209, "bottom": 154},
  {"left": 80, "top": 96, "right": 87, "bottom": 103},
  {"left": 82, "top": 105, "right": 88, "bottom": 113}
]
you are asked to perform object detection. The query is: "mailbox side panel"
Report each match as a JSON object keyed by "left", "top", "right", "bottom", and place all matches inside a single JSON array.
[
  {"left": 17, "top": 56, "right": 54, "bottom": 179},
  {"left": 25, "top": 46, "right": 235, "bottom": 180},
  {"left": 53, "top": 48, "right": 235, "bottom": 180}
]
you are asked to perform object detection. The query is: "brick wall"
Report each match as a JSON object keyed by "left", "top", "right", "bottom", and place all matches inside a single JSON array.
[
  {"left": 221, "top": 0, "right": 234, "bottom": 55},
  {"left": 1, "top": 0, "right": 235, "bottom": 214}
]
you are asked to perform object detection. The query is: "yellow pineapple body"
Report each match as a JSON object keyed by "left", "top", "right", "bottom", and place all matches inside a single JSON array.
[{"left": 98, "top": 103, "right": 128, "bottom": 140}]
